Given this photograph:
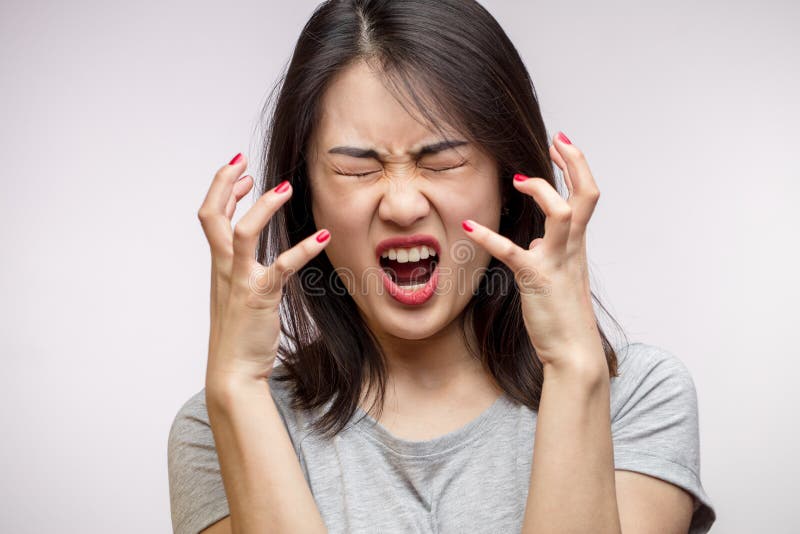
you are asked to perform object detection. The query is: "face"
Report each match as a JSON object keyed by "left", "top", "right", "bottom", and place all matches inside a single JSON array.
[{"left": 306, "top": 60, "right": 502, "bottom": 341}]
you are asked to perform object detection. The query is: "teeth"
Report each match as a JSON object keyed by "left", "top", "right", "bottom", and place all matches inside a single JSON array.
[{"left": 380, "top": 245, "right": 437, "bottom": 262}]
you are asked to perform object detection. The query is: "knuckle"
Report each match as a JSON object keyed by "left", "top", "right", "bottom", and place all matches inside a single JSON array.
[
  {"left": 555, "top": 205, "right": 573, "bottom": 221},
  {"left": 260, "top": 192, "right": 278, "bottom": 207},
  {"left": 232, "top": 222, "right": 254, "bottom": 241},
  {"left": 243, "top": 285, "right": 280, "bottom": 311},
  {"left": 244, "top": 267, "right": 268, "bottom": 295},
  {"left": 501, "top": 241, "right": 518, "bottom": 262},
  {"left": 272, "top": 254, "right": 291, "bottom": 275},
  {"left": 213, "top": 166, "right": 228, "bottom": 182}
]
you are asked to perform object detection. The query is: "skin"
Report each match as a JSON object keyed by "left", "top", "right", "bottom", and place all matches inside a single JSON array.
[
  {"left": 306, "top": 59, "right": 505, "bottom": 427},
  {"left": 461, "top": 132, "right": 695, "bottom": 531},
  {"left": 197, "top": 59, "right": 695, "bottom": 533}
]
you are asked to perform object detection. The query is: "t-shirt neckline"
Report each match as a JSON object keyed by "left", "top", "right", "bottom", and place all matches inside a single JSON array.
[{"left": 350, "top": 391, "right": 514, "bottom": 458}]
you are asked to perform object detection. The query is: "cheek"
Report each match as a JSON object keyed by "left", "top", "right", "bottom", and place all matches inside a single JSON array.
[
  {"left": 313, "top": 188, "right": 374, "bottom": 230},
  {"left": 310, "top": 188, "right": 374, "bottom": 267},
  {"left": 436, "top": 179, "right": 501, "bottom": 224}
]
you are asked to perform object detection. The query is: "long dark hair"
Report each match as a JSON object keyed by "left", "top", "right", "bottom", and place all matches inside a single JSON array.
[{"left": 256, "top": 0, "right": 628, "bottom": 440}]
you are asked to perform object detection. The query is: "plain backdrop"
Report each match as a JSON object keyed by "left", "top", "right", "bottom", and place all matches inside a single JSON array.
[{"left": 1, "top": 0, "right": 797, "bottom": 532}]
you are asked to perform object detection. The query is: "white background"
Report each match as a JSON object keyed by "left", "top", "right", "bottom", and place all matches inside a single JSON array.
[{"left": 1, "top": 0, "right": 797, "bottom": 532}]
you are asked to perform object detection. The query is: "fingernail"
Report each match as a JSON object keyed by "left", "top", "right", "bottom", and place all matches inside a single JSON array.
[
  {"left": 274, "top": 180, "right": 290, "bottom": 193},
  {"left": 513, "top": 173, "right": 529, "bottom": 182},
  {"left": 557, "top": 131, "right": 572, "bottom": 145},
  {"left": 316, "top": 229, "right": 330, "bottom": 243},
  {"left": 229, "top": 153, "right": 243, "bottom": 165},
  {"left": 461, "top": 220, "right": 474, "bottom": 232}
]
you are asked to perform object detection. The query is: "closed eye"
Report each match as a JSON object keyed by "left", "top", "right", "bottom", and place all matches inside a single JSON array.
[
  {"left": 424, "top": 162, "right": 467, "bottom": 173},
  {"left": 334, "top": 161, "right": 467, "bottom": 178},
  {"left": 336, "top": 170, "right": 379, "bottom": 177}
]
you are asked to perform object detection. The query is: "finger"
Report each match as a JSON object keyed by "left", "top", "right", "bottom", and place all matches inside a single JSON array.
[
  {"left": 252, "top": 228, "right": 332, "bottom": 299},
  {"left": 529, "top": 237, "right": 545, "bottom": 251},
  {"left": 225, "top": 175, "right": 254, "bottom": 219},
  {"left": 549, "top": 144, "right": 573, "bottom": 197},
  {"left": 197, "top": 153, "right": 248, "bottom": 252},
  {"left": 552, "top": 132, "right": 601, "bottom": 228},
  {"left": 512, "top": 175, "right": 572, "bottom": 253},
  {"left": 460, "top": 218, "right": 528, "bottom": 273},
  {"left": 231, "top": 180, "right": 292, "bottom": 278}
]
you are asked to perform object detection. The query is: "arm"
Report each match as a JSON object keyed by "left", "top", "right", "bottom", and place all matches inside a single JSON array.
[
  {"left": 521, "top": 358, "right": 621, "bottom": 534},
  {"left": 520, "top": 355, "right": 695, "bottom": 534},
  {"left": 206, "top": 375, "right": 328, "bottom": 534},
  {"left": 195, "top": 153, "right": 331, "bottom": 534},
  {"left": 462, "top": 134, "right": 697, "bottom": 532}
]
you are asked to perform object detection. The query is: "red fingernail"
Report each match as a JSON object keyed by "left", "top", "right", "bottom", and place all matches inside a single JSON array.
[
  {"left": 514, "top": 173, "right": 529, "bottom": 181},
  {"left": 557, "top": 132, "right": 572, "bottom": 145},
  {"left": 274, "top": 180, "right": 290, "bottom": 193},
  {"left": 229, "top": 153, "right": 243, "bottom": 165},
  {"left": 462, "top": 220, "right": 474, "bottom": 232},
  {"left": 316, "top": 230, "right": 330, "bottom": 243}
]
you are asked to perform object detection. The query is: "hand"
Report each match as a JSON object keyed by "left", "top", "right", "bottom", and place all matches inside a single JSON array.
[
  {"left": 197, "top": 153, "right": 331, "bottom": 387},
  {"left": 461, "top": 132, "right": 605, "bottom": 374}
]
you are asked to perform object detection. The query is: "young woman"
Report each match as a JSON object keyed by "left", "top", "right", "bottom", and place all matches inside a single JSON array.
[{"left": 168, "top": 1, "right": 716, "bottom": 532}]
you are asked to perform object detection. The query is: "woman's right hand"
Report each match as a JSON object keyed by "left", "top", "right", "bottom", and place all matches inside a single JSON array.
[{"left": 196, "top": 153, "right": 331, "bottom": 390}]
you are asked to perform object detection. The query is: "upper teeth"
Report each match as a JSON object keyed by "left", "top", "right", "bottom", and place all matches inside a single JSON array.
[{"left": 381, "top": 245, "right": 436, "bottom": 263}]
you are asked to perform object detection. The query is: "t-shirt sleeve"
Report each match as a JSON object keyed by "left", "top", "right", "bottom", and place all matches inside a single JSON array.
[
  {"left": 167, "top": 370, "right": 310, "bottom": 534},
  {"left": 167, "top": 389, "right": 230, "bottom": 534},
  {"left": 609, "top": 342, "right": 716, "bottom": 534}
]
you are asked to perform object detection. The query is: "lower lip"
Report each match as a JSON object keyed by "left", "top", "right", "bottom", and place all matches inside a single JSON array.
[{"left": 380, "top": 264, "right": 439, "bottom": 306}]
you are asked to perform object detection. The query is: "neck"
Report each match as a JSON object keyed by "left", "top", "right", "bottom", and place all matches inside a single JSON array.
[{"left": 359, "top": 311, "right": 502, "bottom": 411}]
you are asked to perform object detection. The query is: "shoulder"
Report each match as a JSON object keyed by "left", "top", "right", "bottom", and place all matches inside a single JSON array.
[
  {"left": 609, "top": 341, "right": 701, "bottom": 445},
  {"left": 608, "top": 342, "right": 717, "bottom": 532},
  {"left": 167, "top": 389, "right": 228, "bottom": 534},
  {"left": 167, "top": 367, "right": 310, "bottom": 448},
  {"left": 610, "top": 342, "right": 698, "bottom": 415},
  {"left": 614, "top": 341, "right": 694, "bottom": 381},
  {"left": 166, "top": 369, "right": 311, "bottom": 533},
  {"left": 168, "top": 389, "right": 211, "bottom": 449}
]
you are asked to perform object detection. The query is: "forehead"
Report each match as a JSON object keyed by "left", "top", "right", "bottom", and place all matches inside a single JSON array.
[{"left": 313, "top": 60, "right": 463, "bottom": 155}]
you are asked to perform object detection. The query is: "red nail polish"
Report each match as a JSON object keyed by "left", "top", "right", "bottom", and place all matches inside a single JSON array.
[
  {"left": 557, "top": 132, "right": 572, "bottom": 145},
  {"left": 514, "top": 173, "right": 529, "bottom": 181},
  {"left": 462, "top": 220, "right": 474, "bottom": 232},
  {"left": 316, "top": 230, "right": 330, "bottom": 243},
  {"left": 229, "top": 153, "right": 243, "bottom": 165},
  {"left": 274, "top": 180, "right": 290, "bottom": 193}
]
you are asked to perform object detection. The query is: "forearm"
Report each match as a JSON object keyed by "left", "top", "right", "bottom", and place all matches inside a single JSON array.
[
  {"left": 206, "top": 376, "right": 328, "bottom": 534},
  {"left": 521, "top": 359, "right": 621, "bottom": 534}
]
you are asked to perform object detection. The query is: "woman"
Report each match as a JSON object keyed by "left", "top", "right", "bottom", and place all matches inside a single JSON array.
[{"left": 168, "top": 0, "right": 716, "bottom": 532}]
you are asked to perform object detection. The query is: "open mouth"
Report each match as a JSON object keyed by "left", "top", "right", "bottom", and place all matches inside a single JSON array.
[{"left": 379, "top": 246, "right": 439, "bottom": 288}]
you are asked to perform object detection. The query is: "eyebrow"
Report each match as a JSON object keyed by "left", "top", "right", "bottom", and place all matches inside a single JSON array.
[{"left": 327, "top": 139, "right": 469, "bottom": 159}]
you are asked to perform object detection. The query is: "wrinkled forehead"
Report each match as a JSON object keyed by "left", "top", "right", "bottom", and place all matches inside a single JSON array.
[{"left": 310, "top": 60, "right": 466, "bottom": 158}]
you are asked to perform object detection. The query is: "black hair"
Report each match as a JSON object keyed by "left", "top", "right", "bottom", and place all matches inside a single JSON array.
[{"left": 256, "top": 0, "right": 628, "bottom": 440}]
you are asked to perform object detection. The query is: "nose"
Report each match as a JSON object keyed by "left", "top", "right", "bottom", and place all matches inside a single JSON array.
[{"left": 377, "top": 175, "right": 431, "bottom": 227}]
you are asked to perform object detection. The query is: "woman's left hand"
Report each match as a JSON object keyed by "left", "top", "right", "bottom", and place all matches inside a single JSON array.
[{"left": 462, "top": 131, "right": 607, "bottom": 376}]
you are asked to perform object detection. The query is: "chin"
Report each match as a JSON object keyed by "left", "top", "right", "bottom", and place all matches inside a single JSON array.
[
  {"left": 376, "top": 312, "right": 446, "bottom": 340},
  {"left": 360, "top": 290, "right": 470, "bottom": 341}
]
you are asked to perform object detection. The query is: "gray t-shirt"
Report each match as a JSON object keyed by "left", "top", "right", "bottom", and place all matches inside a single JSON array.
[{"left": 168, "top": 342, "right": 716, "bottom": 533}]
